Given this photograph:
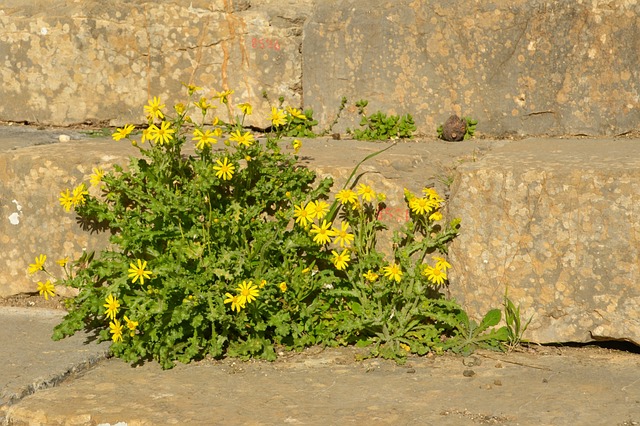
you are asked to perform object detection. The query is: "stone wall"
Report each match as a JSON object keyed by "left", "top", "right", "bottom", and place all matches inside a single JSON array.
[
  {"left": 447, "top": 139, "right": 640, "bottom": 345},
  {"left": 1, "top": 0, "right": 639, "bottom": 136}
]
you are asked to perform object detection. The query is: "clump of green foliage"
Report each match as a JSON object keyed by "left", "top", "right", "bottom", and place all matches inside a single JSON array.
[
  {"left": 29, "top": 85, "right": 507, "bottom": 368},
  {"left": 348, "top": 100, "right": 416, "bottom": 140}
]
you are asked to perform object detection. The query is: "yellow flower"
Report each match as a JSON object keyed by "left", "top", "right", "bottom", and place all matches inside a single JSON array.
[
  {"left": 286, "top": 106, "right": 306, "bottom": 120},
  {"left": 357, "top": 183, "right": 375, "bottom": 202},
  {"left": 238, "top": 103, "right": 253, "bottom": 115},
  {"left": 433, "top": 256, "right": 452, "bottom": 271},
  {"left": 331, "top": 249, "right": 350, "bottom": 271},
  {"left": 28, "top": 254, "right": 47, "bottom": 274},
  {"left": 399, "top": 343, "right": 411, "bottom": 352},
  {"left": 224, "top": 292, "right": 245, "bottom": 312},
  {"left": 148, "top": 121, "right": 175, "bottom": 145},
  {"left": 144, "top": 96, "right": 165, "bottom": 120},
  {"left": 214, "top": 89, "right": 234, "bottom": 104},
  {"left": 229, "top": 130, "right": 255, "bottom": 147},
  {"left": 90, "top": 167, "right": 105, "bottom": 187},
  {"left": 37, "top": 280, "right": 55, "bottom": 300},
  {"left": 377, "top": 192, "right": 387, "bottom": 203},
  {"left": 423, "top": 266, "right": 447, "bottom": 286},
  {"left": 292, "top": 139, "right": 302, "bottom": 154},
  {"left": 308, "top": 200, "right": 329, "bottom": 220},
  {"left": 271, "top": 107, "right": 287, "bottom": 127},
  {"left": 182, "top": 82, "right": 203, "bottom": 96},
  {"left": 294, "top": 202, "right": 314, "bottom": 227},
  {"left": 236, "top": 280, "right": 259, "bottom": 306},
  {"left": 128, "top": 259, "right": 152, "bottom": 285},
  {"left": 363, "top": 270, "right": 379, "bottom": 282},
  {"left": 192, "top": 129, "right": 218, "bottom": 150},
  {"left": 422, "top": 187, "right": 441, "bottom": 200},
  {"left": 382, "top": 263, "right": 403, "bottom": 283},
  {"left": 71, "top": 183, "right": 89, "bottom": 208},
  {"left": 336, "top": 189, "right": 358, "bottom": 205},
  {"left": 278, "top": 281, "right": 287, "bottom": 292},
  {"left": 124, "top": 315, "right": 138, "bottom": 331},
  {"left": 194, "top": 97, "right": 213, "bottom": 112},
  {"left": 174, "top": 103, "right": 186, "bottom": 115},
  {"left": 56, "top": 257, "right": 70, "bottom": 267},
  {"left": 103, "top": 294, "right": 120, "bottom": 321},
  {"left": 140, "top": 127, "right": 151, "bottom": 144},
  {"left": 429, "top": 211, "right": 443, "bottom": 222},
  {"left": 409, "top": 197, "right": 434, "bottom": 216},
  {"left": 112, "top": 124, "right": 135, "bottom": 141},
  {"left": 310, "top": 220, "right": 334, "bottom": 245},
  {"left": 59, "top": 189, "right": 73, "bottom": 212},
  {"left": 213, "top": 157, "right": 235, "bottom": 181},
  {"left": 332, "top": 221, "right": 354, "bottom": 248},
  {"left": 259, "top": 279, "right": 267, "bottom": 288},
  {"left": 109, "top": 319, "right": 124, "bottom": 343}
]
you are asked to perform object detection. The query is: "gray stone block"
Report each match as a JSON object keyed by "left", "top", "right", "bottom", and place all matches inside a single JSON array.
[{"left": 448, "top": 139, "right": 640, "bottom": 344}]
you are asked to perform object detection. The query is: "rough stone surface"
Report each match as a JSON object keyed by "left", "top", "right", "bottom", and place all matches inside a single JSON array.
[
  {"left": 0, "top": 133, "right": 138, "bottom": 298},
  {"left": 0, "top": 307, "right": 109, "bottom": 420},
  {"left": 448, "top": 139, "right": 640, "bottom": 345},
  {"left": 0, "top": 0, "right": 312, "bottom": 127},
  {"left": 303, "top": 0, "right": 640, "bottom": 136}
]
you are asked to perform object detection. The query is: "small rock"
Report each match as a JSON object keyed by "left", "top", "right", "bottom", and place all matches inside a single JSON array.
[
  {"left": 494, "top": 379, "right": 502, "bottom": 386},
  {"left": 463, "top": 369, "right": 475, "bottom": 377},
  {"left": 58, "top": 134, "right": 71, "bottom": 142},
  {"left": 442, "top": 115, "right": 466, "bottom": 142}
]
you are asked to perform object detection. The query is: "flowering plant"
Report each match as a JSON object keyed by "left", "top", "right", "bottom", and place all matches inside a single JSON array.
[{"left": 35, "top": 85, "right": 506, "bottom": 368}]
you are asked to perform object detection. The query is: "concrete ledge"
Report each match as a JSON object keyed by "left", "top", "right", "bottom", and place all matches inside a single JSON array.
[{"left": 448, "top": 138, "right": 640, "bottom": 344}]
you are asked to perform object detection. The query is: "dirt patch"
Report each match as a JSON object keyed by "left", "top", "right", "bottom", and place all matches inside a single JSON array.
[{"left": 0, "top": 293, "right": 67, "bottom": 310}]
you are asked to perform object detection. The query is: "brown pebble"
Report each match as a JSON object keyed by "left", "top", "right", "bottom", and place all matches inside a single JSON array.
[
  {"left": 495, "top": 362, "right": 503, "bottom": 368},
  {"left": 542, "top": 378, "right": 549, "bottom": 383},
  {"left": 494, "top": 379, "right": 502, "bottom": 386},
  {"left": 463, "top": 369, "right": 475, "bottom": 377},
  {"left": 406, "top": 368, "right": 416, "bottom": 374}
]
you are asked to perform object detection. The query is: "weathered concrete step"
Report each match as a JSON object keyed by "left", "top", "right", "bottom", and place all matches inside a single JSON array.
[
  {"left": 0, "top": 307, "right": 110, "bottom": 424},
  {"left": 448, "top": 138, "right": 640, "bottom": 345}
]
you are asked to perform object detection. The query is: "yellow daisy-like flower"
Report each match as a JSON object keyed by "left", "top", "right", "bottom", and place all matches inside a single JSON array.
[
  {"left": 332, "top": 221, "right": 354, "bottom": 248},
  {"left": 148, "top": 121, "right": 175, "bottom": 145},
  {"left": 310, "top": 220, "right": 335, "bottom": 245},
  {"left": 278, "top": 282, "right": 287, "bottom": 292},
  {"left": 409, "top": 197, "right": 434, "bottom": 216},
  {"left": 37, "top": 280, "right": 55, "bottom": 300},
  {"left": 59, "top": 189, "right": 73, "bottom": 212},
  {"left": 294, "top": 202, "right": 314, "bottom": 227},
  {"left": 292, "top": 139, "right": 302, "bottom": 154},
  {"left": 271, "top": 107, "right": 287, "bottom": 127},
  {"left": 308, "top": 200, "right": 329, "bottom": 220},
  {"left": 213, "top": 157, "right": 235, "bottom": 181},
  {"left": 194, "top": 97, "right": 213, "bottom": 112},
  {"left": 259, "top": 279, "right": 267, "bottom": 289},
  {"left": 144, "top": 96, "right": 165, "bottom": 121},
  {"left": 423, "top": 266, "right": 447, "bottom": 286},
  {"left": 429, "top": 211, "right": 443, "bottom": 222},
  {"left": 128, "top": 259, "right": 152, "bottom": 285},
  {"left": 140, "top": 127, "right": 152, "bottom": 144},
  {"left": 357, "top": 183, "right": 376, "bottom": 203},
  {"left": 336, "top": 189, "right": 358, "bottom": 205},
  {"left": 331, "top": 249, "right": 350, "bottom": 271},
  {"left": 182, "top": 82, "right": 203, "bottom": 96},
  {"left": 286, "top": 106, "right": 307, "bottom": 120},
  {"left": 224, "top": 292, "right": 245, "bottom": 313},
  {"left": 433, "top": 256, "right": 452, "bottom": 271},
  {"left": 103, "top": 294, "right": 120, "bottom": 321},
  {"left": 382, "top": 263, "right": 403, "bottom": 283},
  {"left": 109, "top": 319, "right": 124, "bottom": 343},
  {"left": 192, "top": 129, "right": 218, "bottom": 150},
  {"left": 71, "top": 183, "right": 89, "bottom": 208},
  {"left": 422, "top": 187, "right": 441, "bottom": 200},
  {"left": 238, "top": 103, "right": 253, "bottom": 115},
  {"left": 363, "top": 270, "right": 379, "bottom": 282},
  {"left": 28, "top": 254, "right": 47, "bottom": 274},
  {"left": 124, "top": 315, "right": 138, "bottom": 331},
  {"left": 236, "top": 280, "right": 259, "bottom": 306},
  {"left": 56, "top": 257, "right": 70, "bottom": 267},
  {"left": 214, "top": 89, "right": 234, "bottom": 104},
  {"left": 112, "top": 124, "right": 135, "bottom": 141},
  {"left": 90, "top": 167, "right": 105, "bottom": 187},
  {"left": 229, "top": 130, "right": 255, "bottom": 147}
]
